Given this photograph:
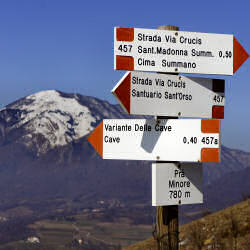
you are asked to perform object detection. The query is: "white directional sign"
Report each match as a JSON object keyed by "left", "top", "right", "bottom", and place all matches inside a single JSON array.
[
  {"left": 114, "top": 27, "right": 249, "bottom": 75},
  {"left": 152, "top": 163, "right": 203, "bottom": 206},
  {"left": 88, "top": 119, "right": 220, "bottom": 162},
  {"left": 112, "top": 71, "right": 225, "bottom": 118}
]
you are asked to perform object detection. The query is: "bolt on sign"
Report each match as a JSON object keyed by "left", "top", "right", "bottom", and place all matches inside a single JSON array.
[
  {"left": 152, "top": 163, "right": 203, "bottom": 206},
  {"left": 88, "top": 119, "right": 221, "bottom": 162},
  {"left": 112, "top": 71, "right": 225, "bottom": 118},
  {"left": 114, "top": 27, "right": 249, "bottom": 75}
]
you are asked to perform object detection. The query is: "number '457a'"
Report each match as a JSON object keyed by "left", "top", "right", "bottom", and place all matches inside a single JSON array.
[{"left": 201, "top": 137, "right": 218, "bottom": 145}]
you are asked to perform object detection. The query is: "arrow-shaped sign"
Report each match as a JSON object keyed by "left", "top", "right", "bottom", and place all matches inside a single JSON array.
[
  {"left": 88, "top": 119, "right": 220, "bottom": 162},
  {"left": 114, "top": 27, "right": 249, "bottom": 75},
  {"left": 112, "top": 71, "right": 225, "bottom": 118}
]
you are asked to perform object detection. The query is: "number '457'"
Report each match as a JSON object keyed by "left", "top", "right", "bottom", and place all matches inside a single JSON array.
[
  {"left": 214, "top": 95, "right": 224, "bottom": 103},
  {"left": 118, "top": 45, "right": 132, "bottom": 53}
]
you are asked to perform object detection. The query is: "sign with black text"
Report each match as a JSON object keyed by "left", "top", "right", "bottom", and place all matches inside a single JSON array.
[
  {"left": 88, "top": 119, "right": 221, "bottom": 162},
  {"left": 152, "top": 163, "right": 203, "bottom": 206},
  {"left": 114, "top": 27, "right": 249, "bottom": 75},
  {"left": 112, "top": 71, "right": 225, "bottom": 118}
]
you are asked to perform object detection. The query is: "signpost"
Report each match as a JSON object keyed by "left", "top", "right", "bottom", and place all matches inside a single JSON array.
[
  {"left": 114, "top": 27, "right": 249, "bottom": 75},
  {"left": 87, "top": 24, "right": 248, "bottom": 250},
  {"left": 88, "top": 119, "right": 220, "bottom": 162},
  {"left": 112, "top": 71, "right": 225, "bottom": 118},
  {"left": 152, "top": 163, "right": 203, "bottom": 206}
]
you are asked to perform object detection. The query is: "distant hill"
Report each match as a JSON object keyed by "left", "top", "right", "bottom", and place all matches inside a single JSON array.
[
  {"left": 124, "top": 198, "right": 250, "bottom": 250},
  {"left": 180, "top": 165, "right": 250, "bottom": 224}
]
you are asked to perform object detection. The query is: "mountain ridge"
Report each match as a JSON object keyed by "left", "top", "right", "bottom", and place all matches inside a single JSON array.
[{"left": 0, "top": 89, "right": 249, "bottom": 223}]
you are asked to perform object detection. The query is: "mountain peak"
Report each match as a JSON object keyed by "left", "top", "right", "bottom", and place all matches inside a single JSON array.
[{"left": 1, "top": 90, "right": 98, "bottom": 154}]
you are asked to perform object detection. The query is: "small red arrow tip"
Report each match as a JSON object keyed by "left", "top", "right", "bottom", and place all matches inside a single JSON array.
[
  {"left": 88, "top": 121, "right": 103, "bottom": 157},
  {"left": 234, "top": 37, "right": 249, "bottom": 73},
  {"left": 114, "top": 72, "right": 131, "bottom": 113}
]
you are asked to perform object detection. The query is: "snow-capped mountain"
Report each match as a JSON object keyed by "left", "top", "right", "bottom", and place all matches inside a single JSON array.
[
  {"left": 1, "top": 90, "right": 95, "bottom": 154},
  {"left": 0, "top": 90, "right": 127, "bottom": 155}
]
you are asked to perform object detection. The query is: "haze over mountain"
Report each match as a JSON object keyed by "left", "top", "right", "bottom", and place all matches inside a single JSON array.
[{"left": 0, "top": 90, "right": 249, "bottom": 219}]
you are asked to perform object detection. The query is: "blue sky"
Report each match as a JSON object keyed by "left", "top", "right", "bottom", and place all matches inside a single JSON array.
[{"left": 0, "top": 0, "right": 249, "bottom": 152}]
